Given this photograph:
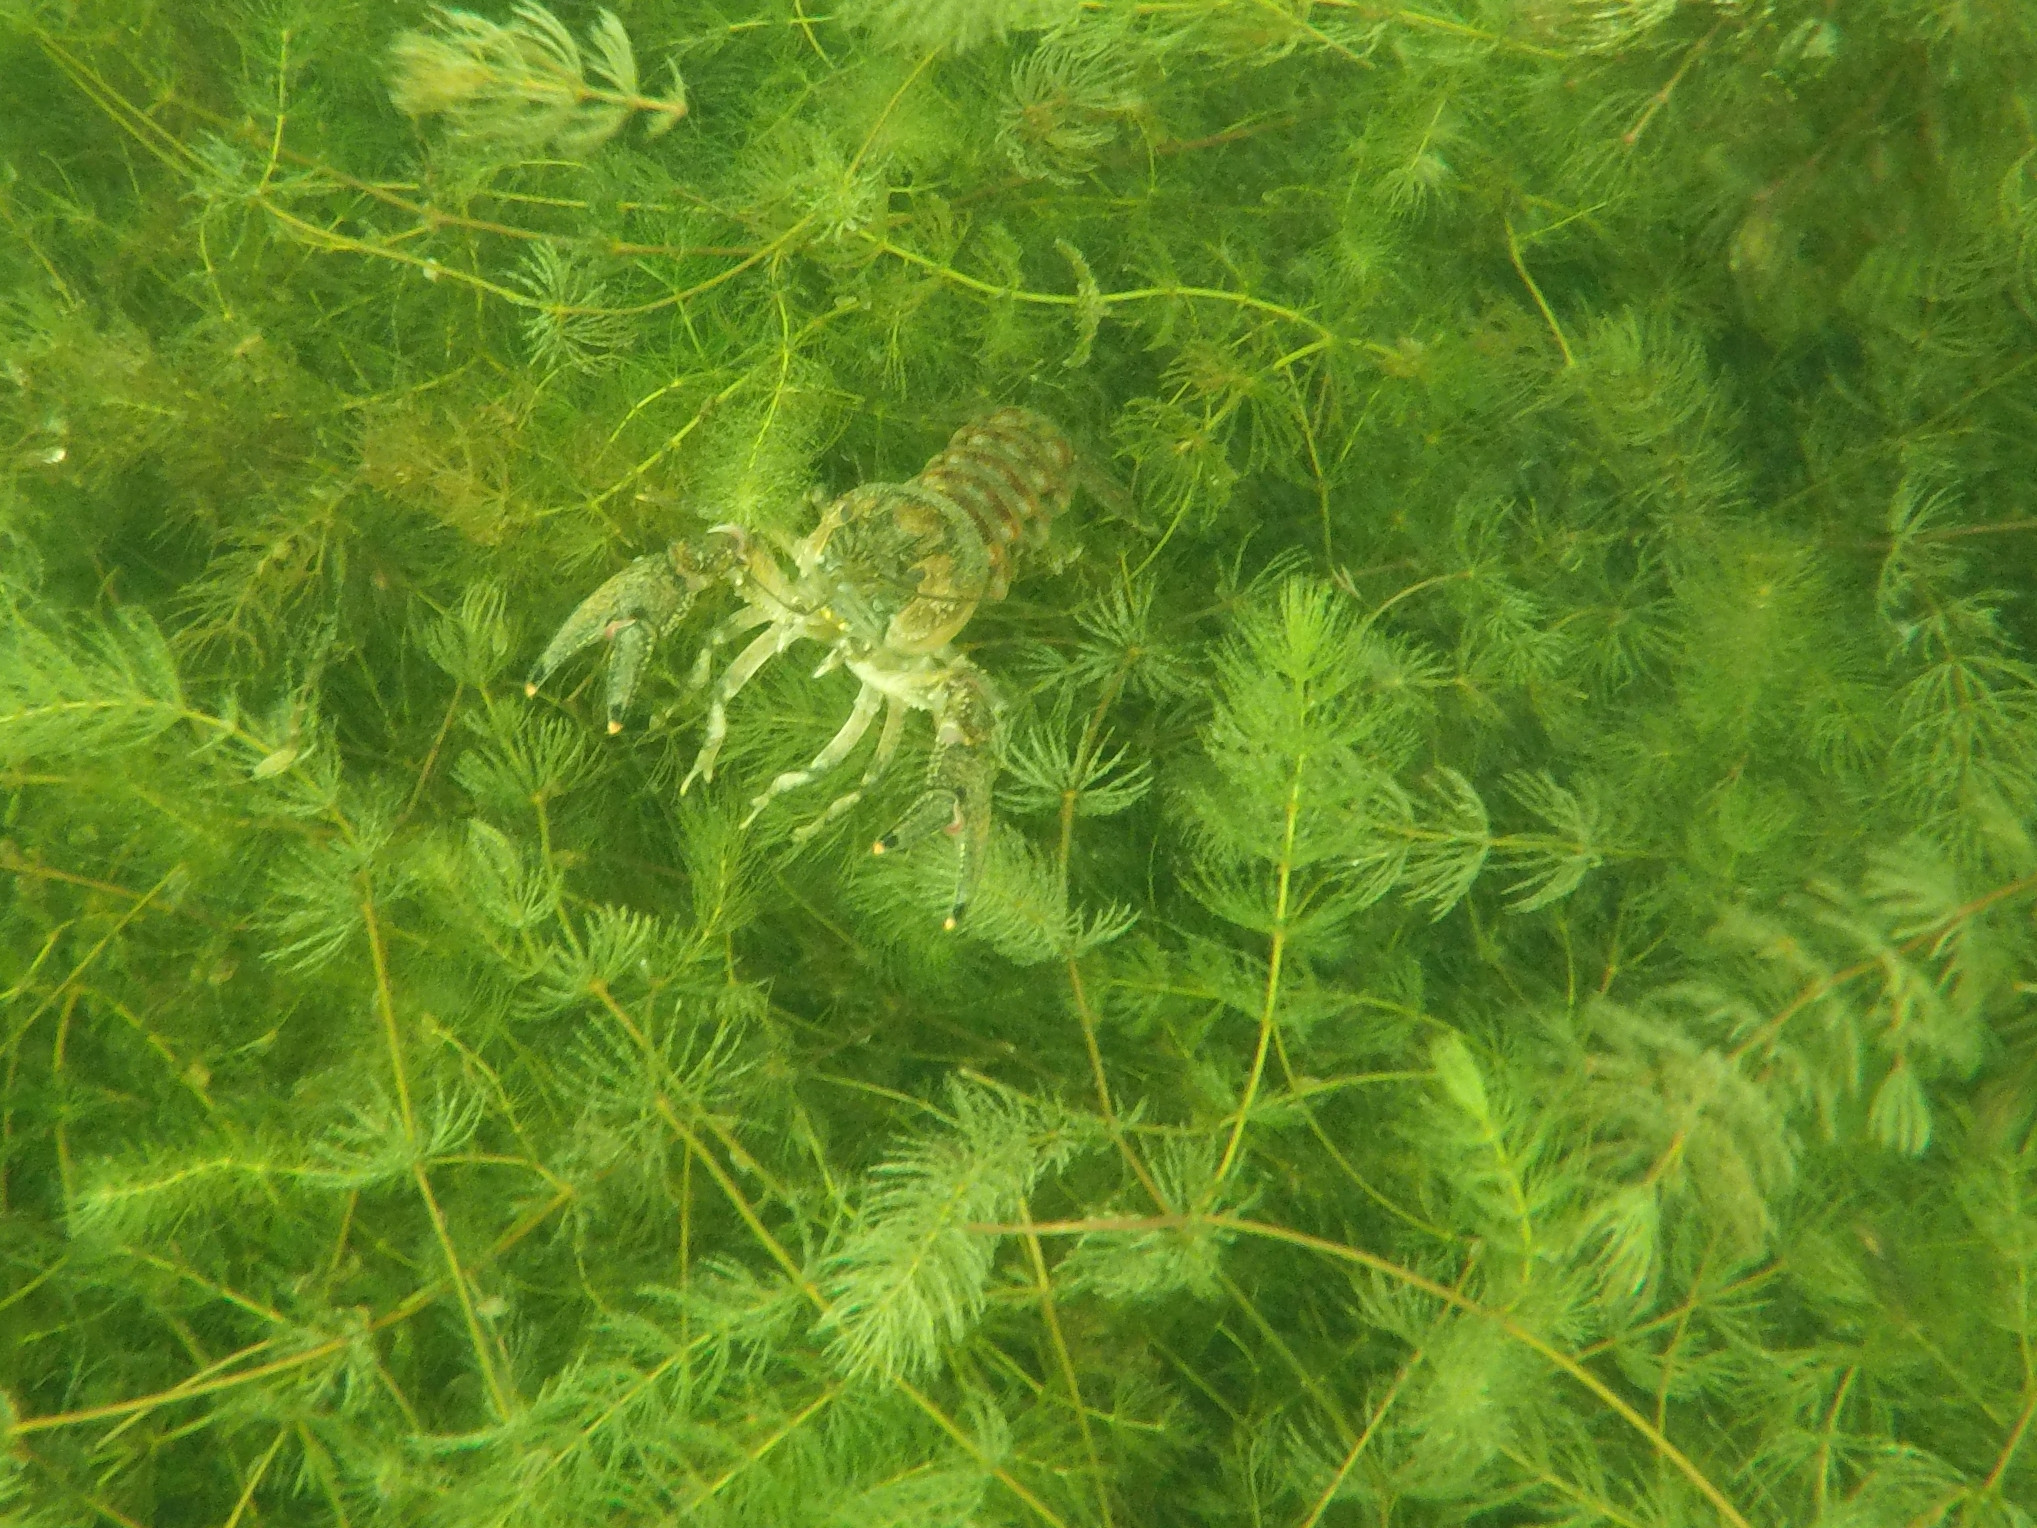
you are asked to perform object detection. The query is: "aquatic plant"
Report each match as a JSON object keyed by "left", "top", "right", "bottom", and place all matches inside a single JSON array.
[{"left": 4, "top": 2, "right": 2037, "bottom": 1523}]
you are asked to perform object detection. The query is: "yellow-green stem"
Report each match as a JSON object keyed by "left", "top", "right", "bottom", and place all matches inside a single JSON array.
[{"left": 1211, "top": 763, "right": 1303, "bottom": 1191}]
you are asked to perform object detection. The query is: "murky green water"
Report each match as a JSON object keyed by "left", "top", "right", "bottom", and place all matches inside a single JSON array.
[{"left": 4, "top": 3, "right": 2036, "bottom": 1523}]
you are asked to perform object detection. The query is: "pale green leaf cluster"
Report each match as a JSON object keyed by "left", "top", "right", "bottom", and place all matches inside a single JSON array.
[
  {"left": 820, "top": 1083, "right": 1086, "bottom": 1382},
  {"left": 850, "top": 0, "right": 1083, "bottom": 56},
  {"left": 389, "top": 3, "right": 685, "bottom": 158}
]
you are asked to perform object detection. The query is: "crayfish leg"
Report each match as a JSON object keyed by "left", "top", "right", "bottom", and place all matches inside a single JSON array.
[
  {"left": 792, "top": 697, "right": 907, "bottom": 845},
  {"left": 742, "top": 683, "right": 883, "bottom": 828},
  {"left": 872, "top": 673, "right": 996, "bottom": 929},
  {"left": 683, "top": 626, "right": 788, "bottom": 793}
]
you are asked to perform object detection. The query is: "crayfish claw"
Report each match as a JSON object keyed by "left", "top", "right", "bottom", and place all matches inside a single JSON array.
[
  {"left": 871, "top": 669, "right": 997, "bottom": 928},
  {"left": 526, "top": 553, "right": 693, "bottom": 725},
  {"left": 602, "top": 620, "right": 655, "bottom": 732}
]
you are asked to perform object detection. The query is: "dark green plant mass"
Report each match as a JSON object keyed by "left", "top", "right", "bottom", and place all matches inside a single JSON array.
[{"left": 5, "top": 0, "right": 2037, "bottom": 1523}]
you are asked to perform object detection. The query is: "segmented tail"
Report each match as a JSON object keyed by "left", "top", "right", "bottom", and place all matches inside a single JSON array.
[{"left": 909, "top": 407, "right": 1075, "bottom": 603}]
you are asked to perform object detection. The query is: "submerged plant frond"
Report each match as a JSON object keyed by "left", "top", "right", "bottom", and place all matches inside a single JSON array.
[
  {"left": 1000, "top": 22, "right": 1144, "bottom": 184},
  {"left": 513, "top": 243, "right": 634, "bottom": 372},
  {"left": 819, "top": 1082, "right": 1085, "bottom": 1382},
  {"left": 390, "top": 3, "right": 685, "bottom": 158},
  {"left": 851, "top": 0, "right": 1084, "bottom": 55}
]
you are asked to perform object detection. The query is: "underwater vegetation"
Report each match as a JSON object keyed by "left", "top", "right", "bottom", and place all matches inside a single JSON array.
[{"left": 3, "top": 0, "right": 2037, "bottom": 1523}]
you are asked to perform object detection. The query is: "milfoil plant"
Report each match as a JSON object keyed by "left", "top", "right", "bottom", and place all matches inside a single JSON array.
[{"left": 3, "top": 1, "right": 2036, "bottom": 1525}]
